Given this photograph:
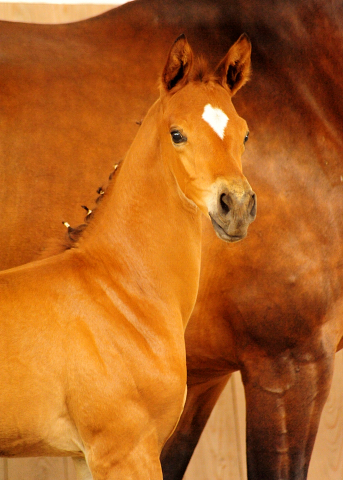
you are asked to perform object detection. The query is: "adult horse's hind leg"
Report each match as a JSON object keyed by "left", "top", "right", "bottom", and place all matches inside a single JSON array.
[
  {"left": 73, "top": 457, "right": 93, "bottom": 480},
  {"left": 161, "top": 374, "right": 231, "bottom": 480}
]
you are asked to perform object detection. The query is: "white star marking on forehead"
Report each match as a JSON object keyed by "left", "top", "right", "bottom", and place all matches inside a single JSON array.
[{"left": 202, "top": 104, "right": 229, "bottom": 140}]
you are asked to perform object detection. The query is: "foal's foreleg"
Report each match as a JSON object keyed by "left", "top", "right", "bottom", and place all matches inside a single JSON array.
[{"left": 84, "top": 432, "right": 163, "bottom": 480}]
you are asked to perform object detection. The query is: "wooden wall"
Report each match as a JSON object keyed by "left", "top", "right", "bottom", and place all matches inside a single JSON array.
[
  {"left": 0, "top": 3, "right": 114, "bottom": 23},
  {"left": 0, "top": 4, "right": 342, "bottom": 479}
]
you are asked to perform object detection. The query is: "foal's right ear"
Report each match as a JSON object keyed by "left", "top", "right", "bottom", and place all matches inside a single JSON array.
[
  {"left": 161, "top": 34, "right": 194, "bottom": 94},
  {"left": 216, "top": 33, "right": 252, "bottom": 96}
]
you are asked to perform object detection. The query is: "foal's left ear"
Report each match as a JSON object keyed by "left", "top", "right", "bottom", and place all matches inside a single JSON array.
[
  {"left": 161, "top": 34, "right": 194, "bottom": 93},
  {"left": 216, "top": 33, "right": 252, "bottom": 96}
]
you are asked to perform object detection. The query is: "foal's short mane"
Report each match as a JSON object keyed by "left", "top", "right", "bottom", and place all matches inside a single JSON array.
[{"left": 39, "top": 163, "right": 121, "bottom": 259}]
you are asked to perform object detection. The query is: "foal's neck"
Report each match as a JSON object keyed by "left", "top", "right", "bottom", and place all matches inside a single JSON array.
[{"left": 79, "top": 100, "right": 202, "bottom": 326}]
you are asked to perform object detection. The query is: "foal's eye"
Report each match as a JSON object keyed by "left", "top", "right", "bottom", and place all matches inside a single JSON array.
[
  {"left": 171, "top": 130, "right": 187, "bottom": 145},
  {"left": 244, "top": 131, "right": 249, "bottom": 145}
]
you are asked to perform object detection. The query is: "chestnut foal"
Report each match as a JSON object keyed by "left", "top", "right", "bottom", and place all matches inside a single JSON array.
[{"left": 0, "top": 35, "right": 255, "bottom": 479}]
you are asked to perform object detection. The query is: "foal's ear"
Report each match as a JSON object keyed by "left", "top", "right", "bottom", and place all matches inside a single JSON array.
[
  {"left": 216, "top": 33, "right": 252, "bottom": 96},
  {"left": 161, "top": 34, "right": 194, "bottom": 93}
]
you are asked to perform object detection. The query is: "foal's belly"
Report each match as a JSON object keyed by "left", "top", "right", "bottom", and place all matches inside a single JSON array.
[{"left": 0, "top": 397, "right": 84, "bottom": 457}]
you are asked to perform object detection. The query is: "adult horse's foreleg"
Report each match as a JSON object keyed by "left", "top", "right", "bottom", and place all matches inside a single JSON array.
[
  {"left": 161, "top": 374, "right": 231, "bottom": 480},
  {"left": 241, "top": 337, "right": 335, "bottom": 480}
]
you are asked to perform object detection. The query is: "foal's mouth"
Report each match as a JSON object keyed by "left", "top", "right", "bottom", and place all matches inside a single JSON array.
[{"left": 209, "top": 215, "right": 246, "bottom": 243}]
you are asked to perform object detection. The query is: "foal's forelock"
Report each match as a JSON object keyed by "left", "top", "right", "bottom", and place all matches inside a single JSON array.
[
  {"left": 189, "top": 57, "right": 217, "bottom": 84},
  {"left": 159, "top": 57, "right": 221, "bottom": 93}
]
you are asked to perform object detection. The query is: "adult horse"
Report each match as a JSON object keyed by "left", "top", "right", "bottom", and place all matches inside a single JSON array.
[
  {"left": 0, "top": 1, "right": 343, "bottom": 479},
  {"left": 0, "top": 34, "right": 255, "bottom": 479}
]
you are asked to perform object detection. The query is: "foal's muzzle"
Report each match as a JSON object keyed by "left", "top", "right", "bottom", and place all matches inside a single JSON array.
[{"left": 209, "top": 186, "right": 256, "bottom": 242}]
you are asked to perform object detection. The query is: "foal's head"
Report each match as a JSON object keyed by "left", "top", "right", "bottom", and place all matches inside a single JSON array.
[{"left": 160, "top": 34, "right": 256, "bottom": 242}]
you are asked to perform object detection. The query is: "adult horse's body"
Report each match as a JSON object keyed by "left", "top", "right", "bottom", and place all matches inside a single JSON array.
[
  {"left": 0, "top": 1, "right": 343, "bottom": 479},
  {"left": 0, "top": 34, "right": 254, "bottom": 479}
]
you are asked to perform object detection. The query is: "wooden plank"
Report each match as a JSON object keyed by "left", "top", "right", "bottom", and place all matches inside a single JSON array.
[
  {"left": 0, "top": 3, "right": 116, "bottom": 24},
  {"left": 7, "top": 457, "right": 68, "bottom": 480},
  {"left": 230, "top": 372, "right": 246, "bottom": 480},
  {"left": 66, "top": 458, "right": 77, "bottom": 480},
  {"left": 308, "top": 349, "right": 343, "bottom": 480},
  {"left": 0, "top": 459, "right": 7, "bottom": 480}
]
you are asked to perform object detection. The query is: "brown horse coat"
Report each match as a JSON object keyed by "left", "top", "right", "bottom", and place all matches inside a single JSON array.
[{"left": 0, "top": 1, "right": 343, "bottom": 479}]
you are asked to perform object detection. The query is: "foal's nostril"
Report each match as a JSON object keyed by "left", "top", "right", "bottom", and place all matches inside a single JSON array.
[
  {"left": 250, "top": 193, "right": 257, "bottom": 218},
  {"left": 220, "top": 193, "right": 230, "bottom": 214}
]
